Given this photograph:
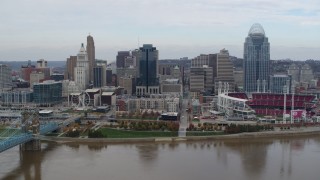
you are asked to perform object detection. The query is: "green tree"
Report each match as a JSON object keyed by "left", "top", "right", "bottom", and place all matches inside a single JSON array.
[
  {"left": 66, "top": 129, "right": 80, "bottom": 137},
  {"left": 88, "top": 129, "right": 104, "bottom": 138}
]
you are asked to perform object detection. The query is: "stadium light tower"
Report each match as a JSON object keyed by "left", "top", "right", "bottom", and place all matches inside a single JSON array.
[
  {"left": 291, "top": 83, "right": 295, "bottom": 124},
  {"left": 283, "top": 80, "right": 290, "bottom": 124},
  {"left": 263, "top": 80, "right": 266, "bottom": 93},
  {"left": 283, "top": 85, "right": 287, "bottom": 124}
]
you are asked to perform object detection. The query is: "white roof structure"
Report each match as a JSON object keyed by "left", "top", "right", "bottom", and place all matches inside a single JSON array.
[
  {"left": 70, "top": 92, "right": 81, "bottom": 96},
  {"left": 219, "top": 93, "right": 248, "bottom": 103},
  {"left": 39, "top": 110, "right": 53, "bottom": 114},
  {"left": 217, "top": 92, "right": 255, "bottom": 119},
  {"left": 85, "top": 89, "right": 100, "bottom": 93},
  {"left": 102, "top": 92, "right": 114, "bottom": 96},
  {"left": 161, "top": 112, "right": 178, "bottom": 116}
]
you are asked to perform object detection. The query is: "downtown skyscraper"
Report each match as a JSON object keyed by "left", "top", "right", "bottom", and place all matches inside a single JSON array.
[
  {"left": 87, "top": 35, "right": 95, "bottom": 84},
  {"left": 244, "top": 23, "right": 270, "bottom": 93},
  {"left": 74, "top": 43, "right": 89, "bottom": 90},
  {"left": 136, "top": 44, "right": 159, "bottom": 96}
]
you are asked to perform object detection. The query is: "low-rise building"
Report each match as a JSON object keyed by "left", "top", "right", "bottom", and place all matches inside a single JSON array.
[
  {"left": 116, "top": 94, "right": 181, "bottom": 114},
  {"left": 0, "top": 90, "right": 33, "bottom": 105},
  {"left": 160, "top": 78, "right": 182, "bottom": 95}
]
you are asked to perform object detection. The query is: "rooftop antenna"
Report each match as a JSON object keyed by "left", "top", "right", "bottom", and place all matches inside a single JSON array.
[{"left": 138, "top": 36, "right": 140, "bottom": 48}]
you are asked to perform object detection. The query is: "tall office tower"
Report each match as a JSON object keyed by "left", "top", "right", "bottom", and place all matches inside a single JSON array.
[
  {"left": 269, "top": 75, "right": 292, "bottom": 94},
  {"left": 30, "top": 71, "right": 44, "bottom": 88},
  {"left": 124, "top": 55, "right": 136, "bottom": 67},
  {"left": 287, "top": 64, "right": 300, "bottom": 84},
  {"left": 87, "top": 35, "right": 95, "bottom": 83},
  {"left": 119, "top": 77, "right": 135, "bottom": 95},
  {"left": 190, "top": 66, "right": 213, "bottom": 95},
  {"left": 214, "top": 49, "right": 234, "bottom": 94},
  {"left": 244, "top": 23, "right": 270, "bottom": 93},
  {"left": 21, "top": 60, "right": 36, "bottom": 82},
  {"left": 65, "top": 56, "right": 77, "bottom": 80},
  {"left": 36, "top": 59, "right": 48, "bottom": 68},
  {"left": 191, "top": 54, "right": 214, "bottom": 67},
  {"left": 106, "top": 68, "right": 113, "bottom": 86},
  {"left": 191, "top": 54, "right": 217, "bottom": 91},
  {"left": 116, "top": 51, "right": 137, "bottom": 79},
  {"left": 116, "top": 51, "right": 130, "bottom": 68},
  {"left": 136, "top": 44, "right": 159, "bottom": 96},
  {"left": 74, "top": 43, "right": 89, "bottom": 90},
  {"left": 300, "top": 64, "right": 314, "bottom": 84},
  {"left": 93, "top": 60, "right": 107, "bottom": 88},
  {"left": 173, "top": 65, "right": 180, "bottom": 79},
  {"left": 191, "top": 50, "right": 234, "bottom": 95},
  {"left": 35, "top": 59, "right": 50, "bottom": 80},
  {"left": 0, "top": 64, "right": 12, "bottom": 89}
]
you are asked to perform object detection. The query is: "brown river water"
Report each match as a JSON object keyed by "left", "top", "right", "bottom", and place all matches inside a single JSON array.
[{"left": 1, "top": 136, "right": 320, "bottom": 180}]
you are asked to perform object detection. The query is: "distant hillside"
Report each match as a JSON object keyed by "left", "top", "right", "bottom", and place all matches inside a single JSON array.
[{"left": 0, "top": 61, "right": 66, "bottom": 70}]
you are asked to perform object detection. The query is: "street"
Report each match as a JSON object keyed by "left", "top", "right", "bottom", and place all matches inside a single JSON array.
[{"left": 179, "top": 94, "right": 191, "bottom": 137}]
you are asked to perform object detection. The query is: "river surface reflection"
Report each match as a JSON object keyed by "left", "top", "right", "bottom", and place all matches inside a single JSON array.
[{"left": 1, "top": 136, "right": 320, "bottom": 180}]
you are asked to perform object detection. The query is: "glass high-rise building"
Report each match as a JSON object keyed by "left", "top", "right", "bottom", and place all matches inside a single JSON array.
[
  {"left": 269, "top": 75, "right": 292, "bottom": 94},
  {"left": 33, "top": 81, "right": 62, "bottom": 106},
  {"left": 136, "top": 44, "right": 159, "bottom": 96},
  {"left": 93, "top": 65, "right": 106, "bottom": 88},
  {"left": 244, "top": 23, "right": 270, "bottom": 93}
]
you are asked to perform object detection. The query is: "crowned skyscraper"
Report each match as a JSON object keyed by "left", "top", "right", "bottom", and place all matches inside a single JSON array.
[
  {"left": 244, "top": 23, "right": 270, "bottom": 93},
  {"left": 74, "top": 43, "right": 89, "bottom": 90},
  {"left": 87, "top": 35, "right": 95, "bottom": 84}
]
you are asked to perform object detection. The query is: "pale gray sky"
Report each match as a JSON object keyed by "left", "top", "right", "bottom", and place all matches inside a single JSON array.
[{"left": 0, "top": 0, "right": 319, "bottom": 61}]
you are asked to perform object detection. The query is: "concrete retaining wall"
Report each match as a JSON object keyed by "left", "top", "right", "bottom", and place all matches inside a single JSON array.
[{"left": 42, "top": 129, "right": 320, "bottom": 144}]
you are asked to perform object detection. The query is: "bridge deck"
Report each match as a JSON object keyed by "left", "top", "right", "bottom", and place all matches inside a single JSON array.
[
  {"left": 0, "top": 133, "right": 33, "bottom": 153},
  {"left": 0, "top": 115, "right": 82, "bottom": 153}
]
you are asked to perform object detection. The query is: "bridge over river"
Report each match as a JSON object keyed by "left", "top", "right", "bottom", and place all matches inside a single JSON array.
[{"left": 0, "top": 112, "right": 81, "bottom": 153}]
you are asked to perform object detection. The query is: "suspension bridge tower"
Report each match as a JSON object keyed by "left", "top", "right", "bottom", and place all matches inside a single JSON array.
[{"left": 20, "top": 110, "right": 41, "bottom": 151}]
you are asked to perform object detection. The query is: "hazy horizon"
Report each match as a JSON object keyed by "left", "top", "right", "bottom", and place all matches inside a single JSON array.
[{"left": 1, "top": 0, "right": 319, "bottom": 61}]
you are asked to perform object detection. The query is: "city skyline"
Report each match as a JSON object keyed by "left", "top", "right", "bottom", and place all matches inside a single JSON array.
[{"left": 0, "top": 0, "right": 319, "bottom": 61}]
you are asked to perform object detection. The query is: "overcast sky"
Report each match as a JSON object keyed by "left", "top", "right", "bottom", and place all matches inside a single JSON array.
[{"left": 0, "top": 0, "right": 319, "bottom": 62}]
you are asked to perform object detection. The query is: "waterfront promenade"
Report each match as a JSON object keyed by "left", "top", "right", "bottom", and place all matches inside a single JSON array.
[{"left": 41, "top": 126, "right": 320, "bottom": 143}]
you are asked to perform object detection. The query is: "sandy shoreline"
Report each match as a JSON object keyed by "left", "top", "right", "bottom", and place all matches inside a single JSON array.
[{"left": 41, "top": 127, "right": 320, "bottom": 144}]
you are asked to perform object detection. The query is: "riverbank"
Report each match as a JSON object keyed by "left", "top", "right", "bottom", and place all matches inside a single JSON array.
[{"left": 41, "top": 126, "right": 320, "bottom": 143}]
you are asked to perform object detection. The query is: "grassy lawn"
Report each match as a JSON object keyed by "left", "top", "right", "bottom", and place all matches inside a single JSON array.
[
  {"left": 186, "top": 131, "right": 224, "bottom": 136},
  {"left": 45, "top": 133, "right": 60, "bottom": 137},
  {"left": 0, "top": 128, "right": 22, "bottom": 137},
  {"left": 80, "top": 130, "right": 89, "bottom": 137},
  {"left": 99, "top": 128, "right": 178, "bottom": 138}
]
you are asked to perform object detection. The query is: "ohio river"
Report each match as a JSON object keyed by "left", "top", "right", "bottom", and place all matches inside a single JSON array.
[{"left": 1, "top": 136, "right": 320, "bottom": 180}]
